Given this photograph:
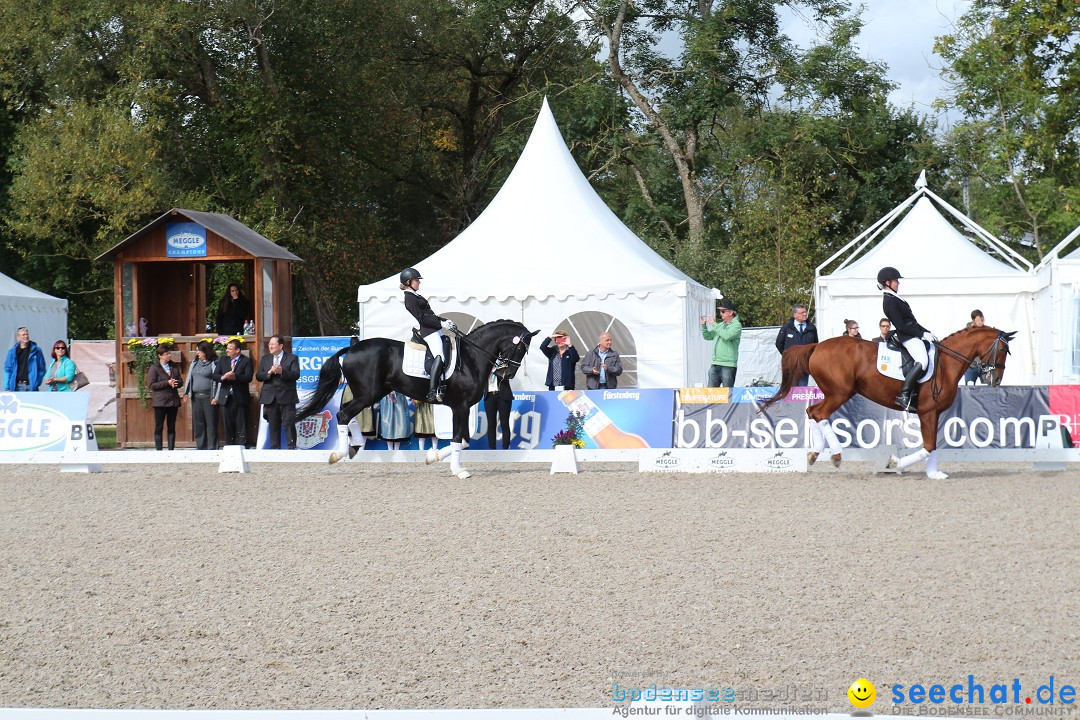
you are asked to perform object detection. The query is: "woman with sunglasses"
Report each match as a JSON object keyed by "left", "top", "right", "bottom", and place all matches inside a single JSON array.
[{"left": 43, "top": 341, "right": 77, "bottom": 392}]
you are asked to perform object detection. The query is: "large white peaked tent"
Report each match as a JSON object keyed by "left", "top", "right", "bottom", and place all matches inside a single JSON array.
[
  {"left": 357, "top": 98, "right": 721, "bottom": 389},
  {"left": 1, "top": 271, "right": 68, "bottom": 355},
  {"left": 815, "top": 172, "right": 1040, "bottom": 385},
  {"left": 1033, "top": 226, "right": 1080, "bottom": 383}
]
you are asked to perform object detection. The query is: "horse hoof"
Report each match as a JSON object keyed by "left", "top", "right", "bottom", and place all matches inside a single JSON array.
[
  {"left": 807, "top": 451, "right": 819, "bottom": 466},
  {"left": 831, "top": 453, "right": 842, "bottom": 468},
  {"left": 329, "top": 451, "right": 343, "bottom": 465},
  {"left": 926, "top": 471, "right": 949, "bottom": 480},
  {"left": 456, "top": 470, "right": 472, "bottom": 480},
  {"left": 425, "top": 449, "right": 439, "bottom": 465},
  {"left": 348, "top": 445, "right": 360, "bottom": 460},
  {"left": 887, "top": 455, "right": 899, "bottom": 469}
]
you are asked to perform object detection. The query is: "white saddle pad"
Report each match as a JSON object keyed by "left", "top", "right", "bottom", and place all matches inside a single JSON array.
[
  {"left": 403, "top": 337, "right": 458, "bottom": 380},
  {"left": 876, "top": 342, "right": 935, "bottom": 383}
]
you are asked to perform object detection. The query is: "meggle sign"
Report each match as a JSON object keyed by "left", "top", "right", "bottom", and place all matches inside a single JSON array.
[
  {"left": 166, "top": 221, "right": 207, "bottom": 257},
  {"left": 0, "top": 393, "right": 90, "bottom": 452}
]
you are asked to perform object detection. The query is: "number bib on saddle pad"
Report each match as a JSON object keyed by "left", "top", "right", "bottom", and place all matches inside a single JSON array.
[
  {"left": 875, "top": 340, "right": 936, "bottom": 383},
  {"left": 402, "top": 331, "right": 458, "bottom": 380}
]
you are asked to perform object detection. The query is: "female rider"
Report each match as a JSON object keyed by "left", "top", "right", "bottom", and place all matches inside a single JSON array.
[
  {"left": 878, "top": 266, "right": 934, "bottom": 412},
  {"left": 400, "top": 267, "right": 456, "bottom": 402}
]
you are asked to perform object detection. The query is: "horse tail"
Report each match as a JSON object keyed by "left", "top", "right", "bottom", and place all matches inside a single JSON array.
[
  {"left": 758, "top": 344, "right": 818, "bottom": 412},
  {"left": 296, "top": 346, "right": 348, "bottom": 421}
]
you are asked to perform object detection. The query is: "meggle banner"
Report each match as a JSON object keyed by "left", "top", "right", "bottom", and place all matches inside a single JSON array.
[
  {"left": 476, "top": 389, "right": 675, "bottom": 449},
  {"left": 675, "top": 386, "right": 1053, "bottom": 450},
  {"left": 0, "top": 392, "right": 90, "bottom": 452}
]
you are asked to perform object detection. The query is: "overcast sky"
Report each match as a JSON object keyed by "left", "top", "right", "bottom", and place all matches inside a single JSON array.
[{"left": 780, "top": 0, "right": 972, "bottom": 126}]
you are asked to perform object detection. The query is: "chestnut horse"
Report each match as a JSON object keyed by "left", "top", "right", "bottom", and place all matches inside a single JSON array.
[{"left": 759, "top": 325, "right": 1016, "bottom": 479}]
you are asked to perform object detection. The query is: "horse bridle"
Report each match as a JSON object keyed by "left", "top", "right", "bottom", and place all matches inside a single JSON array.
[
  {"left": 450, "top": 328, "right": 532, "bottom": 375},
  {"left": 932, "top": 333, "right": 1012, "bottom": 384}
]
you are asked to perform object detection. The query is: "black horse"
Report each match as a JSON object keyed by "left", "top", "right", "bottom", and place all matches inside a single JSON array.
[{"left": 297, "top": 319, "right": 539, "bottom": 477}]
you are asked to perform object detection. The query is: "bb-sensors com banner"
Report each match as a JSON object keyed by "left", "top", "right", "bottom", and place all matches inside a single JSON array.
[{"left": 674, "top": 386, "right": 1054, "bottom": 450}]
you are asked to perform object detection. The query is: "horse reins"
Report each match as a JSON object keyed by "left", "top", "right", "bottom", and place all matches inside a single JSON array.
[
  {"left": 928, "top": 333, "right": 1011, "bottom": 399},
  {"left": 448, "top": 328, "right": 532, "bottom": 371}
]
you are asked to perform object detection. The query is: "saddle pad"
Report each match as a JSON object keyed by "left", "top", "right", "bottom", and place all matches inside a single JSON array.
[
  {"left": 876, "top": 343, "right": 936, "bottom": 383},
  {"left": 402, "top": 337, "right": 458, "bottom": 380}
]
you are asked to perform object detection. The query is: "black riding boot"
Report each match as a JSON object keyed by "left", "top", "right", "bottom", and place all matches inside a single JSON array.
[
  {"left": 154, "top": 432, "right": 163, "bottom": 451},
  {"left": 426, "top": 356, "right": 445, "bottom": 403},
  {"left": 896, "top": 363, "right": 924, "bottom": 412},
  {"left": 167, "top": 432, "right": 176, "bottom": 451}
]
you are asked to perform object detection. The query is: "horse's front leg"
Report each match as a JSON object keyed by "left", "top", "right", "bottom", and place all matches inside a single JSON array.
[
  {"left": 889, "top": 412, "right": 944, "bottom": 478},
  {"left": 424, "top": 403, "right": 472, "bottom": 479}
]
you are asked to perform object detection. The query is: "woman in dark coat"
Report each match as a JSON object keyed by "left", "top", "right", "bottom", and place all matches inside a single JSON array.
[
  {"left": 148, "top": 344, "right": 182, "bottom": 450},
  {"left": 539, "top": 329, "right": 579, "bottom": 391},
  {"left": 215, "top": 283, "right": 252, "bottom": 335}
]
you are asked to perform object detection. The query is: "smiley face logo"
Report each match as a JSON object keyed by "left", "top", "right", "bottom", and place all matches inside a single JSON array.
[{"left": 848, "top": 678, "right": 876, "bottom": 708}]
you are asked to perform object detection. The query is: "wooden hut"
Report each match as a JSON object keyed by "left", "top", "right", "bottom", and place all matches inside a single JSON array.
[{"left": 97, "top": 209, "right": 302, "bottom": 448}]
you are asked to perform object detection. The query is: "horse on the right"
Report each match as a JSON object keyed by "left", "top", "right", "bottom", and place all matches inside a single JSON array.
[{"left": 759, "top": 325, "right": 1016, "bottom": 479}]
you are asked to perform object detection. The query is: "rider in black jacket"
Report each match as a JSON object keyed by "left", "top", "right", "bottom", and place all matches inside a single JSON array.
[
  {"left": 879, "top": 266, "right": 933, "bottom": 412},
  {"left": 400, "top": 267, "right": 456, "bottom": 402}
]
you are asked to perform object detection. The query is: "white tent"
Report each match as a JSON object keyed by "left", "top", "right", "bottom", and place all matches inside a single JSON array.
[
  {"left": 357, "top": 98, "right": 721, "bottom": 389},
  {"left": 1, "top": 271, "right": 68, "bottom": 359},
  {"left": 1032, "top": 226, "right": 1080, "bottom": 384},
  {"left": 814, "top": 173, "right": 1040, "bottom": 385}
]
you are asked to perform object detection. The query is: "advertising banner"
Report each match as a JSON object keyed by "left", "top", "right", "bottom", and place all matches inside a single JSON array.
[
  {"left": 674, "top": 386, "right": 1054, "bottom": 450},
  {"left": 165, "top": 222, "right": 207, "bottom": 258},
  {"left": 639, "top": 448, "right": 807, "bottom": 473},
  {"left": 256, "top": 336, "right": 350, "bottom": 451},
  {"left": 0, "top": 392, "right": 90, "bottom": 452},
  {"left": 477, "top": 389, "right": 675, "bottom": 450},
  {"left": 1049, "top": 385, "right": 1080, "bottom": 447}
]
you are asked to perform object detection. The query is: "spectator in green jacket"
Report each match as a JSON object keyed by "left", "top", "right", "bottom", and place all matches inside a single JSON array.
[{"left": 701, "top": 299, "right": 742, "bottom": 387}]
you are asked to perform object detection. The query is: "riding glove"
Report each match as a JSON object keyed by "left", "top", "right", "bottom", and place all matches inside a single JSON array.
[
  {"left": 441, "top": 319, "right": 458, "bottom": 333},
  {"left": 922, "top": 331, "right": 937, "bottom": 343}
]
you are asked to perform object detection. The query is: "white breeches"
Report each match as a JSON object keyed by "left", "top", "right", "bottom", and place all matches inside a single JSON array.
[
  {"left": 901, "top": 337, "right": 928, "bottom": 367},
  {"left": 423, "top": 330, "right": 444, "bottom": 360}
]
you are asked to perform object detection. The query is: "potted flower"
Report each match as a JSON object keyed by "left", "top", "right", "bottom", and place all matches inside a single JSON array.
[
  {"left": 551, "top": 410, "right": 586, "bottom": 449},
  {"left": 551, "top": 410, "right": 585, "bottom": 474},
  {"left": 125, "top": 337, "right": 176, "bottom": 408}
]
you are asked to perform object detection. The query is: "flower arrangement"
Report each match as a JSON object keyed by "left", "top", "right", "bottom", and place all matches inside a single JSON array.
[
  {"left": 551, "top": 410, "right": 586, "bottom": 449},
  {"left": 126, "top": 337, "right": 176, "bottom": 408}
]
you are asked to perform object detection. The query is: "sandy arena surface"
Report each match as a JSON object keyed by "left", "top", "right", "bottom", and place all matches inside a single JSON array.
[{"left": 1, "top": 459, "right": 1077, "bottom": 711}]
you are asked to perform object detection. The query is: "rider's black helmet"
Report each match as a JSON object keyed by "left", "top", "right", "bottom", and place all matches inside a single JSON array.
[
  {"left": 877, "top": 266, "right": 902, "bottom": 285},
  {"left": 399, "top": 267, "right": 422, "bottom": 284}
]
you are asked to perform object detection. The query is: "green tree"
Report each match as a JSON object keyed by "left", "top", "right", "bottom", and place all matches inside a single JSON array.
[{"left": 936, "top": 0, "right": 1080, "bottom": 259}]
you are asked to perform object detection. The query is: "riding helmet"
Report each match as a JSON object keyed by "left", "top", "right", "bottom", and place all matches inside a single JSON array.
[
  {"left": 399, "top": 267, "right": 422, "bottom": 284},
  {"left": 877, "top": 266, "right": 902, "bottom": 285}
]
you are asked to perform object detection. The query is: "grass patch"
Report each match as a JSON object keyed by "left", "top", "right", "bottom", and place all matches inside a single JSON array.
[{"left": 94, "top": 425, "right": 117, "bottom": 450}]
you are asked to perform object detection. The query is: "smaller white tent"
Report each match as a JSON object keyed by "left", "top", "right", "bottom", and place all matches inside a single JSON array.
[
  {"left": 815, "top": 173, "right": 1040, "bottom": 384},
  {"left": 1, "top": 271, "right": 68, "bottom": 359},
  {"left": 1033, "top": 226, "right": 1080, "bottom": 384},
  {"left": 356, "top": 98, "right": 721, "bottom": 389}
]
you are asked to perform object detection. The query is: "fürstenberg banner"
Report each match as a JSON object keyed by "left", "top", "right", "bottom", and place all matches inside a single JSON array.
[{"left": 674, "top": 386, "right": 1052, "bottom": 450}]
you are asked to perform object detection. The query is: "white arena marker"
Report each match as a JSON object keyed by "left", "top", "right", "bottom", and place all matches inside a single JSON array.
[
  {"left": 550, "top": 444, "right": 579, "bottom": 474},
  {"left": 1033, "top": 414, "right": 1066, "bottom": 472},
  {"left": 60, "top": 421, "right": 101, "bottom": 473},
  {"left": 218, "top": 445, "right": 249, "bottom": 473}
]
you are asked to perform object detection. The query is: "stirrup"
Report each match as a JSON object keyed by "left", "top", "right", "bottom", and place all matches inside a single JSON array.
[
  {"left": 896, "top": 394, "right": 917, "bottom": 413},
  {"left": 425, "top": 389, "right": 442, "bottom": 403}
]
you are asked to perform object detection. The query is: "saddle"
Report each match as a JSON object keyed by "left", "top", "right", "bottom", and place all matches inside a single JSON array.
[
  {"left": 402, "top": 329, "right": 457, "bottom": 381},
  {"left": 876, "top": 331, "right": 936, "bottom": 383}
]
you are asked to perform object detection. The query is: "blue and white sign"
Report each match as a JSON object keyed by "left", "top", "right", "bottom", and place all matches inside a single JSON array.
[
  {"left": 0, "top": 392, "right": 90, "bottom": 452},
  {"left": 166, "top": 221, "right": 207, "bottom": 257}
]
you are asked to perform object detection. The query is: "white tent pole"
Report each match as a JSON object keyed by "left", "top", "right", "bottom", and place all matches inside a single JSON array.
[
  {"left": 816, "top": 191, "right": 922, "bottom": 278},
  {"left": 924, "top": 188, "right": 1032, "bottom": 271},
  {"left": 1036, "top": 224, "right": 1080, "bottom": 271}
]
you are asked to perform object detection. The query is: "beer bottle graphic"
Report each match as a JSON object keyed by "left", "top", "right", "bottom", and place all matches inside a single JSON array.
[{"left": 557, "top": 390, "right": 649, "bottom": 449}]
